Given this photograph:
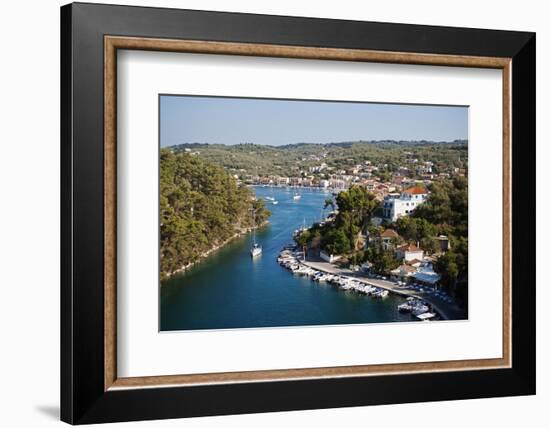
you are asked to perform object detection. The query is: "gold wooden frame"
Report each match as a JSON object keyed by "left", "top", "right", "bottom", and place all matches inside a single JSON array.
[{"left": 104, "top": 36, "right": 512, "bottom": 391}]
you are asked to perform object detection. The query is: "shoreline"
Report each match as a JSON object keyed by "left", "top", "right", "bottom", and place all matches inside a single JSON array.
[
  {"left": 248, "top": 184, "right": 343, "bottom": 192},
  {"left": 299, "top": 259, "right": 464, "bottom": 321},
  {"left": 163, "top": 220, "right": 269, "bottom": 281}
]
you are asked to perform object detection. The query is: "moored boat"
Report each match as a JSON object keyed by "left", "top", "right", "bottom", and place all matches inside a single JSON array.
[
  {"left": 250, "top": 243, "right": 262, "bottom": 257},
  {"left": 416, "top": 312, "right": 436, "bottom": 321},
  {"left": 250, "top": 210, "right": 262, "bottom": 257}
]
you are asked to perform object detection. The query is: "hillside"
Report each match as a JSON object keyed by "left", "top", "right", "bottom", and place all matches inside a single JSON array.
[
  {"left": 160, "top": 149, "right": 270, "bottom": 279},
  {"left": 169, "top": 140, "right": 467, "bottom": 178}
]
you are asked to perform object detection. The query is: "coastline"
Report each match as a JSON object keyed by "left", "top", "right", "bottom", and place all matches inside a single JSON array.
[
  {"left": 162, "top": 220, "right": 269, "bottom": 282},
  {"left": 299, "top": 259, "right": 465, "bottom": 321},
  {"left": 249, "top": 184, "right": 341, "bottom": 192}
]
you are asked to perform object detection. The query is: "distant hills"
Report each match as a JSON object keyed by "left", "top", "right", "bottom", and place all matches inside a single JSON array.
[
  {"left": 167, "top": 140, "right": 468, "bottom": 177},
  {"left": 170, "top": 139, "right": 467, "bottom": 150}
]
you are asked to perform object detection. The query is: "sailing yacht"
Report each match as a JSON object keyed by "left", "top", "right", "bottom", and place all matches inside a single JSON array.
[
  {"left": 250, "top": 210, "right": 262, "bottom": 257},
  {"left": 250, "top": 242, "right": 262, "bottom": 257}
]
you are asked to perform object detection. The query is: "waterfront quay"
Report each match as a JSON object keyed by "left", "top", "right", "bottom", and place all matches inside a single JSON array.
[{"left": 300, "top": 259, "right": 464, "bottom": 321}]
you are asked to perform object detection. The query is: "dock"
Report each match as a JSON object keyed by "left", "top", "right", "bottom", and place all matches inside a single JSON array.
[{"left": 300, "top": 260, "right": 464, "bottom": 321}]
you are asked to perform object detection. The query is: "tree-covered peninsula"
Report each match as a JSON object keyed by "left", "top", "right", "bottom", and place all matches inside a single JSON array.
[{"left": 160, "top": 149, "right": 270, "bottom": 279}]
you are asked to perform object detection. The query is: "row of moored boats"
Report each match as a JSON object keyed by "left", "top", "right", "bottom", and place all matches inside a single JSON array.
[
  {"left": 278, "top": 247, "right": 438, "bottom": 320},
  {"left": 277, "top": 248, "right": 389, "bottom": 299}
]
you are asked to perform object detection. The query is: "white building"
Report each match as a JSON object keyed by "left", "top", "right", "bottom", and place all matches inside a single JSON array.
[
  {"left": 396, "top": 243, "right": 424, "bottom": 262},
  {"left": 390, "top": 264, "right": 417, "bottom": 281},
  {"left": 382, "top": 186, "right": 428, "bottom": 221},
  {"left": 320, "top": 251, "right": 342, "bottom": 263}
]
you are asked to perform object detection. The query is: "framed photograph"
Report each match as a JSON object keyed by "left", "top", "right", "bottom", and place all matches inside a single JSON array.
[{"left": 61, "top": 2, "right": 535, "bottom": 424}]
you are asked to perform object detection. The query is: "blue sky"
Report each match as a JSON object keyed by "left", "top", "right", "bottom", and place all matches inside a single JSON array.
[{"left": 160, "top": 95, "right": 468, "bottom": 147}]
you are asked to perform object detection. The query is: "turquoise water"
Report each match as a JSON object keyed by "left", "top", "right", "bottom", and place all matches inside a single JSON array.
[{"left": 160, "top": 186, "right": 410, "bottom": 331}]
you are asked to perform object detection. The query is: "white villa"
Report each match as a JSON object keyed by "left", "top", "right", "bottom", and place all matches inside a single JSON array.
[{"left": 382, "top": 186, "right": 429, "bottom": 222}]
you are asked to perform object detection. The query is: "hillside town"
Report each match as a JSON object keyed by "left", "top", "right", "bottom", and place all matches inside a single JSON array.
[
  {"left": 301, "top": 185, "right": 450, "bottom": 287},
  {"left": 276, "top": 177, "right": 467, "bottom": 319},
  {"left": 240, "top": 154, "right": 466, "bottom": 201},
  {"left": 281, "top": 158, "right": 468, "bottom": 317}
]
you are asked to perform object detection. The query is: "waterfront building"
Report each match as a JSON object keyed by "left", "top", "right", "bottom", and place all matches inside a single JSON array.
[
  {"left": 390, "top": 264, "right": 417, "bottom": 281},
  {"left": 289, "top": 177, "right": 303, "bottom": 186},
  {"left": 396, "top": 243, "right": 424, "bottom": 262},
  {"left": 278, "top": 177, "right": 290, "bottom": 186},
  {"left": 329, "top": 178, "right": 347, "bottom": 190}
]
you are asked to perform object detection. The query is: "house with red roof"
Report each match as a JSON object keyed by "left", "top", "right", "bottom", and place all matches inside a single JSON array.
[
  {"left": 390, "top": 263, "right": 417, "bottom": 280},
  {"left": 396, "top": 243, "right": 424, "bottom": 262},
  {"left": 382, "top": 186, "right": 429, "bottom": 222},
  {"left": 379, "top": 228, "right": 400, "bottom": 250},
  {"left": 366, "top": 228, "right": 401, "bottom": 250}
]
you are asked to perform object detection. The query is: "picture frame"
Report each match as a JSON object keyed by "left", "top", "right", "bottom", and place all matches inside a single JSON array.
[{"left": 61, "top": 2, "right": 535, "bottom": 424}]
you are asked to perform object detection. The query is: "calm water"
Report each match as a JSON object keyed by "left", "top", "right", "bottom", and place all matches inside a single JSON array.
[{"left": 160, "top": 186, "right": 410, "bottom": 331}]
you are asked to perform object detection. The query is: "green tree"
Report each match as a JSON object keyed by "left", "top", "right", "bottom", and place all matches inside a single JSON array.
[
  {"left": 323, "top": 228, "right": 352, "bottom": 255},
  {"left": 160, "top": 149, "right": 271, "bottom": 279},
  {"left": 396, "top": 216, "right": 436, "bottom": 244},
  {"left": 366, "top": 242, "right": 399, "bottom": 274},
  {"left": 294, "top": 230, "right": 311, "bottom": 259},
  {"left": 323, "top": 197, "right": 335, "bottom": 211},
  {"left": 434, "top": 251, "right": 459, "bottom": 288},
  {"left": 335, "top": 185, "right": 379, "bottom": 249}
]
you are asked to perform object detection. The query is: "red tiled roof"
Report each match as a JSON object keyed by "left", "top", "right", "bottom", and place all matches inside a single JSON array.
[
  {"left": 403, "top": 186, "right": 427, "bottom": 195},
  {"left": 380, "top": 229, "right": 399, "bottom": 238},
  {"left": 393, "top": 264, "right": 416, "bottom": 273},
  {"left": 398, "top": 243, "right": 421, "bottom": 252}
]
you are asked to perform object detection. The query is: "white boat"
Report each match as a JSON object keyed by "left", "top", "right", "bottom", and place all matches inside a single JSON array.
[
  {"left": 250, "top": 243, "right": 262, "bottom": 257},
  {"left": 295, "top": 267, "right": 311, "bottom": 275},
  {"left": 293, "top": 193, "right": 301, "bottom": 200},
  {"left": 379, "top": 290, "right": 390, "bottom": 298},
  {"left": 272, "top": 200, "right": 278, "bottom": 205},
  {"left": 355, "top": 284, "right": 367, "bottom": 293},
  {"left": 373, "top": 289, "right": 389, "bottom": 298},
  {"left": 363, "top": 285, "right": 375, "bottom": 295},
  {"left": 250, "top": 210, "right": 262, "bottom": 257},
  {"left": 412, "top": 304, "right": 430, "bottom": 316},
  {"left": 416, "top": 312, "right": 436, "bottom": 321},
  {"left": 265, "top": 196, "right": 275, "bottom": 201},
  {"left": 316, "top": 273, "right": 327, "bottom": 282},
  {"left": 398, "top": 302, "right": 412, "bottom": 312}
]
